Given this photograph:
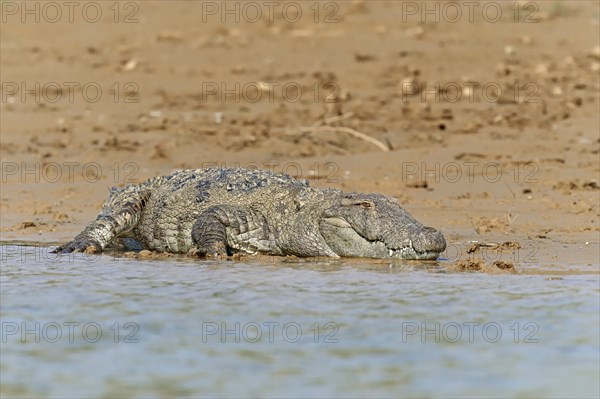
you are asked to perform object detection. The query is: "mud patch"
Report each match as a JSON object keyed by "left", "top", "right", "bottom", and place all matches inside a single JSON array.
[{"left": 451, "top": 258, "right": 517, "bottom": 274}]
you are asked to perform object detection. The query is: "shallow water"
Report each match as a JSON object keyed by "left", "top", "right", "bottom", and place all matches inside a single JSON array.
[{"left": 1, "top": 244, "right": 599, "bottom": 398}]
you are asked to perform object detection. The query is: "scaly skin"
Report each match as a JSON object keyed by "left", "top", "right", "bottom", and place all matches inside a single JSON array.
[{"left": 53, "top": 168, "right": 446, "bottom": 260}]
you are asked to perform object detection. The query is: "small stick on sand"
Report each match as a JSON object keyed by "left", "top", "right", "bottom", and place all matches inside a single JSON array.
[
  {"left": 505, "top": 183, "right": 519, "bottom": 227},
  {"left": 300, "top": 126, "right": 390, "bottom": 152},
  {"left": 312, "top": 112, "right": 356, "bottom": 127}
]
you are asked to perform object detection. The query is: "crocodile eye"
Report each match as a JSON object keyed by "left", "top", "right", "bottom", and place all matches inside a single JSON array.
[
  {"left": 359, "top": 201, "right": 373, "bottom": 208},
  {"left": 341, "top": 198, "right": 375, "bottom": 208}
]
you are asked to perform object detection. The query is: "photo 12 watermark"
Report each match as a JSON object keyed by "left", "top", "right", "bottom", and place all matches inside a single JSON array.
[
  {"left": 441, "top": 241, "right": 539, "bottom": 264},
  {"left": 199, "top": 1, "right": 340, "bottom": 24},
  {"left": 399, "top": 1, "right": 540, "bottom": 23},
  {"left": 1, "top": 162, "right": 140, "bottom": 184},
  {"left": 399, "top": 81, "right": 539, "bottom": 104},
  {"left": 1, "top": 82, "right": 139, "bottom": 104},
  {"left": 201, "top": 321, "right": 339, "bottom": 344},
  {"left": 401, "top": 161, "right": 539, "bottom": 184},
  {"left": 401, "top": 321, "right": 540, "bottom": 343},
  {"left": 199, "top": 81, "right": 341, "bottom": 104},
  {"left": 2, "top": 321, "right": 139, "bottom": 344},
  {"left": 1, "top": 1, "right": 140, "bottom": 24}
]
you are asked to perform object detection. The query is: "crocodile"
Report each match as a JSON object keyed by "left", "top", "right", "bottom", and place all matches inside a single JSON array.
[{"left": 52, "top": 168, "right": 446, "bottom": 260}]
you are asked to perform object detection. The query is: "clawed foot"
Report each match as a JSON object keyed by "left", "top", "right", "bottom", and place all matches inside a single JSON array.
[
  {"left": 187, "top": 242, "right": 229, "bottom": 260},
  {"left": 51, "top": 239, "right": 102, "bottom": 254}
]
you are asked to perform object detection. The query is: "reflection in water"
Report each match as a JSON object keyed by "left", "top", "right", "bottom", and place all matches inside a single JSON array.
[{"left": 1, "top": 245, "right": 599, "bottom": 398}]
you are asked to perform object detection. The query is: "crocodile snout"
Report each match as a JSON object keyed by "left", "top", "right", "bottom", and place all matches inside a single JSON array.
[{"left": 412, "top": 226, "right": 446, "bottom": 254}]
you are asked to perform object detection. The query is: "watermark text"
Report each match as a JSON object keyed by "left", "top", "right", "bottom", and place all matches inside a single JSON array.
[{"left": 2, "top": 321, "right": 139, "bottom": 343}]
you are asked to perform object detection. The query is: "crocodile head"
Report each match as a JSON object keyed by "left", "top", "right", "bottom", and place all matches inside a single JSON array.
[{"left": 319, "top": 193, "right": 446, "bottom": 260}]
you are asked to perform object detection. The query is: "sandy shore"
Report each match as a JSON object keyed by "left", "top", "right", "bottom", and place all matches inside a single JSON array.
[{"left": 1, "top": 1, "right": 598, "bottom": 272}]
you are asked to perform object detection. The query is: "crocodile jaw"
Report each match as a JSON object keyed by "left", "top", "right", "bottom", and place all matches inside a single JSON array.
[{"left": 319, "top": 217, "right": 442, "bottom": 260}]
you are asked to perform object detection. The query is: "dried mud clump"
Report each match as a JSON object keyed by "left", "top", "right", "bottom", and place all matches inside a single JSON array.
[
  {"left": 451, "top": 258, "right": 517, "bottom": 274},
  {"left": 453, "top": 258, "right": 487, "bottom": 271},
  {"left": 493, "top": 261, "right": 516, "bottom": 271},
  {"left": 553, "top": 180, "right": 600, "bottom": 192}
]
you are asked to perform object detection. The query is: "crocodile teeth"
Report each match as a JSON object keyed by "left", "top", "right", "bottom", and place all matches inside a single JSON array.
[{"left": 389, "top": 249, "right": 394, "bottom": 257}]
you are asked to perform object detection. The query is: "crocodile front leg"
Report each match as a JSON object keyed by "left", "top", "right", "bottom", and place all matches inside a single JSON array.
[
  {"left": 190, "top": 205, "right": 278, "bottom": 258},
  {"left": 52, "top": 186, "right": 149, "bottom": 254}
]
